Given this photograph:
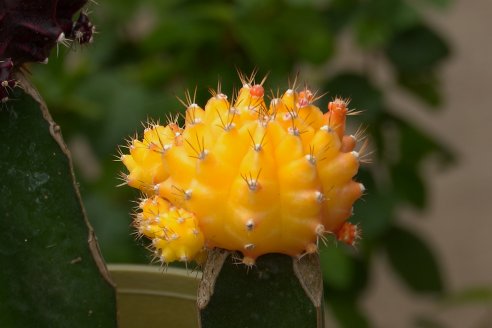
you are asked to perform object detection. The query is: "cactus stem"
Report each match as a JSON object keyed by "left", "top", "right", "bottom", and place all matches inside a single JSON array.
[{"left": 198, "top": 251, "right": 324, "bottom": 327}]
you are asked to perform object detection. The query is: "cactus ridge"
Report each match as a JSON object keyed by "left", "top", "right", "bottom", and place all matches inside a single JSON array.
[{"left": 120, "top": 75, "right": 366, "bottom": 265}]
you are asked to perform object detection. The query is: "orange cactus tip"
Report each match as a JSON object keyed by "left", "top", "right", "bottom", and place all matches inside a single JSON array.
[
  {"left": 336, "top": 222, "right": 361, "bottom": 246},
  {"left": 328, "top": 98, "right": 349, "bottom": 114},
  {"left": 119, "top": 73, "right": 368, "bottom": 264},
  {"left": 250, "top": 84, "right": 264, "bottom": 98},
  {"left": 298, "top": 89, "right": 314, "bottom": 108}
]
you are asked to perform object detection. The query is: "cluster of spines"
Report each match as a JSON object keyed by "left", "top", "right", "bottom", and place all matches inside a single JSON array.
[
  {"left": 0, "top": 1, "right": 96, "bottom": 103},
  {"left": 119, "top": 73, "right": 368, "bottom": 266}
]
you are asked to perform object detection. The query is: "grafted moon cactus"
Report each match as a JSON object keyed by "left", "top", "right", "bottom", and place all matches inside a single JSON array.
[{"left": 120, "top": 75, "right": 364, "bottom": 266}]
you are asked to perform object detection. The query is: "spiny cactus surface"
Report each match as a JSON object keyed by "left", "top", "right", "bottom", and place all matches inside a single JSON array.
[{"left": 120, "top": 74, "right": 365, "bottom": 266}]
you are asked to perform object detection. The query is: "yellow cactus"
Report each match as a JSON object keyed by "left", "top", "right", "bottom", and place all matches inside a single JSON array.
[{"left": 119, "top": 74, "right": 366, "bottom": 266}]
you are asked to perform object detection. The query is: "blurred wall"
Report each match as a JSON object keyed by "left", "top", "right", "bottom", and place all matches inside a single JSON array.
[{"left": 361, "top": 1, "right": 492, "bottom": 327}]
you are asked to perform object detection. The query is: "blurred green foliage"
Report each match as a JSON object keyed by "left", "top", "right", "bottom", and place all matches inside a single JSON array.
[{"left": 30, "top": 0, "right": 456, "bottom": 326}]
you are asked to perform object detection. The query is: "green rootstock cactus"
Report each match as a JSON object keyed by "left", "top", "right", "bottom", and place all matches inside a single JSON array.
[{"left": 120, "top": 73, "right": 366, "bottom": 267}]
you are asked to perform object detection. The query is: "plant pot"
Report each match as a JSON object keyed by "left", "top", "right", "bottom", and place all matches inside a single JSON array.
[{"left": 108, "top": 264, "right": 200, "bottom": 328}]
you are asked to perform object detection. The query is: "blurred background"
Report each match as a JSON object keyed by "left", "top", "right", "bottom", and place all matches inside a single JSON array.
[{"left": 29, "top": 0, "right": 492, "bottom": 327}]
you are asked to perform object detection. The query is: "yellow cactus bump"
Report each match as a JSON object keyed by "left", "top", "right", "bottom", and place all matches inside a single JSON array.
[{"left": 119, "top": 74, "right": 366, "bottom": 266}]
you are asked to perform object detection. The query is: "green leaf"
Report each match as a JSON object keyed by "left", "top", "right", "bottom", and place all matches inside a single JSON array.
[
  {"left": 440, "top": 286, "right": 492, "bottom": 306},
  {"left": 415, "top": 0, "right": 452, "bottom": 9},
  {"left": 325, "top": 0, "right": 359, "bottom": 32},
  {"left": 384, "top": 226, "right": 444, "bottom": 294},
  {"left": 354, "top": 166, "right": 396, "bottom": 239},
  {"left": 355, "top": 189, "right": 396, "bottom": 239},
  {"left": 320, "top": 246, "right": 354, "bottom": 290},
  {"left": 234, "top": 5, "right": 334, "bottom": 67},
  {"left": 398, "top": 72, "right": 442, "bottom": 107},
  {"left": 386, "top": 24, "right": 450, "bottom": 73},
  {"left": 297, "top": 27, "right": 335, "bottom": 64},
  {"left": 354, "top": 0, "right": 420, "bottom": 48},
  {"left": 323, "top": 254, "right": 372, "bottom": 328},
  {"left": 84, "top": 192, "right": 149, "bottom": 264},
  {"left": 0, "top": 83, "right": 116, "bottom": 327},
  {"left": 395, "top": 115, "right": 455, "bottom": 167},
  {"left": 390, "top": 163, "right": 427, "bottom": 209},
  {"left": 327, "top": 295, "right": 371, "bottom": 328}
]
